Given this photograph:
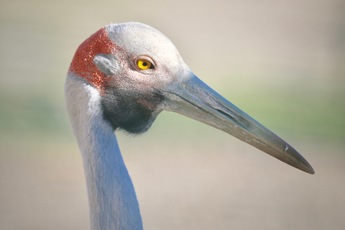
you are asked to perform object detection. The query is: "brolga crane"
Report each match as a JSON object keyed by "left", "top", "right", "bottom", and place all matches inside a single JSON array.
[{"left": 65, "top": 22, "right": 314, "bottom": 230}]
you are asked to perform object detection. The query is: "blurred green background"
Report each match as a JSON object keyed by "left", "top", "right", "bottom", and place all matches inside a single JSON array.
[{"left": 1, "top": 0, "right": 344, "bottom": 230}]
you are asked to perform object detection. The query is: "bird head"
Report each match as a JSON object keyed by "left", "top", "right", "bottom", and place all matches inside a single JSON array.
[{"left": 67, "top": 22, "right": 314, "bottom": 174}]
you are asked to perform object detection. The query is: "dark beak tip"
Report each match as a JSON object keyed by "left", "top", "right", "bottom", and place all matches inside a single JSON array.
[
  {"left": 300, "top": 159, "right": 315, "bottom": 175},
  {"left": 306, "top": 166, "right": 315, "bottom": 175},
  {"left": 277, "top": 148, "right": 315, "bottom": 175},
  {"left": 296, "top": 160, "right": 315, "bottom": 175}
]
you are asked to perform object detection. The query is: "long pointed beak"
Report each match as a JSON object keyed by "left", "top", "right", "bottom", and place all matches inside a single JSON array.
[{"left": 163, "top": 72, "right": 314, "bottom": 174}]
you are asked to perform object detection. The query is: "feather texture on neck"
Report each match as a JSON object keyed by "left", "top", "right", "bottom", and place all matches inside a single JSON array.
[{"left": 65, "top": 74, "right": 143, "bottom": 230}]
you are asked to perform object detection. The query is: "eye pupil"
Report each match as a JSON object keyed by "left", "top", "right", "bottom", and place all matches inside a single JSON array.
[{"left": 142, "top": 62, "right": 147, "bottom": 66}]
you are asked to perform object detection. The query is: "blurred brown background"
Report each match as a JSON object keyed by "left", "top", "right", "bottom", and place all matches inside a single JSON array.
[{"left": 1, "top": 0, "right": 344, "bottom": 229}]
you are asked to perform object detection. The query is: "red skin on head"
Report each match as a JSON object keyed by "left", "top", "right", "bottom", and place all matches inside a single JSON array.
[{"left": 69, "top": 28, "right": 114, "bottom": 90}]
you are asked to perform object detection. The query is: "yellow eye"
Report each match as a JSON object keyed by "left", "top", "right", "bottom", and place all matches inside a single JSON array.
[{"left": 136, "top": 59, "right": 153, "bottom": 70}]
